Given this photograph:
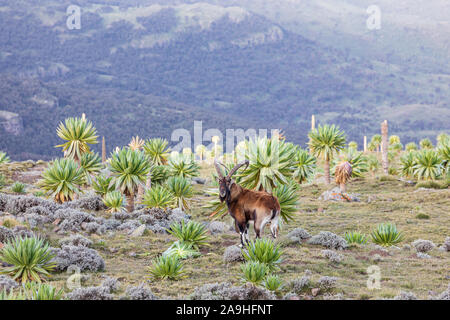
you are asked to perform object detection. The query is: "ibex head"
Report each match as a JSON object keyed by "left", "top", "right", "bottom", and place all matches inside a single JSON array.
[{"left": 214, "top": 159, "right": 249, "bottom": 202}]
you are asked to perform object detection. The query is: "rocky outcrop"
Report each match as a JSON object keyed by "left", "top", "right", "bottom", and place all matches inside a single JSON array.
[
  {"left": 30, "top": 89, "right": 59, "bottom": 108},
  {"left": 0, "top": 110, "right": 23, "bottom": 136},
  {"left": 231, "top": 26, "right": 284, "bottom": 48}
]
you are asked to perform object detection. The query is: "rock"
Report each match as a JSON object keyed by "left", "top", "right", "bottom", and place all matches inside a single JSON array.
[
  {"left": 130, "top": 225, "right": 146, "bottom": 237},
  {"left": 192, "top": 177, "right": 206, "bottom": 185},
  {"left": 311, "top": 288, "right": 320, "bottom": 296},
  {"left": 318, "top": 187, "right": 360, "bottom": 202},
  {"left": 0, "top": 110, "right": 23, "bottom": 136}
]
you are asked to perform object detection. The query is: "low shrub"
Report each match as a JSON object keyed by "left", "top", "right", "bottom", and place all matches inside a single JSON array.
[
  {"left": 52, "top": 245, "right": 105, "bottom": 272},
  {"left": 308, "top": 231, "right": 348, "bottom": 250},
  {"left": 66, "top": 286, "right": 113, "bottom": 300},
  {"left": 0, "top": 275, "right": 18, "bottom": 292},
  {"left": 223, "top": 245, "right": 244, "bottom": 263},
  {"left": 124, "top": 283, "right": 158, "bottom": 300},
  {"left": 393, "top": 291, "right": 417, "bottom": 300},
  {"left": 321, "top": 250, "right": 343, "bottom": 263},
  {"left": 288, "top": 270, "right": 311, "bottom": 294},
  {"left": 318, "top": 276, "right": 338, "bottom": 290},
  {"left": 188, "top": 282, "right": 275, "bottom": 300},
  {"left": 411, "top": 239, "right": 435, "bottom": 253}
]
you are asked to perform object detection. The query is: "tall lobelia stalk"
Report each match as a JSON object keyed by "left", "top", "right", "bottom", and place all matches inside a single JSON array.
[
  {"left": 102, "top": 136, "right": 106, "bottom": 163},
  {"left": 309, "top": 114, "right": 315, "bottom": 155},
  {"left": 195, "top": 144, "right": 206, "bottom": 162},
  {"left": 212, "top": 136, "right": 220, "bottom": 159},
  {"left": 128, "top": 136, "right": 146, "bottom": 203},
  {"left": 381, "top": 120, "right": 389, "bottom": 174}
]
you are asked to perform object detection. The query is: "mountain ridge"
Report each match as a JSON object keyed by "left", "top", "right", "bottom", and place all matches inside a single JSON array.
[{"left": 0, "top": 0, "right": 448, "bottom": 160}]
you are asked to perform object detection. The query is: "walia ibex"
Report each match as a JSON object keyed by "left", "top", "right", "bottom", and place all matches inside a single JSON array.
[{"left": 214, "top": 159, "right": 281, "bottom": 247}]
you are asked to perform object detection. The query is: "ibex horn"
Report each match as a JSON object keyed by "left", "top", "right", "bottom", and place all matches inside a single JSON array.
[
  {"left": 226, "top": 160, "right": 249, "bottom": 180},
  {"left": 214, "top": 159, "right": 225, "bottom": 179}
]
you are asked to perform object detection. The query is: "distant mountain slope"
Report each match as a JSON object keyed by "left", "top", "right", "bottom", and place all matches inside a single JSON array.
[
  {"left": 203, "top": 0, "right": 450, "bottom": 73},
  {"left": 0, "top": 75, "right": 261, "bottom": 160},
  {"left": 0, "top": 0, "right": 449, "bottom": 160}
]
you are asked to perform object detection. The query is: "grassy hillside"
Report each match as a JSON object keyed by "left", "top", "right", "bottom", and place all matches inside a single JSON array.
[
  {"left": 0, "top": 160, "right": 449, "bottom": 299},
  {"left": 0, "top": 0, "right": 449, "bottom": 160}
]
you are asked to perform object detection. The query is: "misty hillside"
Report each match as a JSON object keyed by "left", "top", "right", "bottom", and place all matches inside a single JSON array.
[
  {"left": 216, "top": 0, "right": 450, "bottom": 73},
  {"left": 0, "top": 0, "right": 449, "bottom": 160}
]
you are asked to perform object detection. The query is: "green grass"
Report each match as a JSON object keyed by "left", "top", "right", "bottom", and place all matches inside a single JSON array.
[
  {"left": 416, "top": 180, "right": 448, "bottom": 189},
  {"left": 415, "top": 213, "right": 430, "bottom": 220},
  {"left": 1, "top": 161, "right": 449, "bottom": 299}
]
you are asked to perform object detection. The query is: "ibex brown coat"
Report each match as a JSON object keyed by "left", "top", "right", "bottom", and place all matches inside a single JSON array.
[{"left": 214, "top": 160, "right": 281, "bottom": 247}]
